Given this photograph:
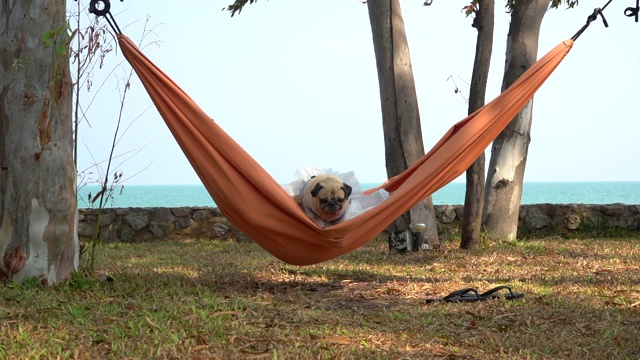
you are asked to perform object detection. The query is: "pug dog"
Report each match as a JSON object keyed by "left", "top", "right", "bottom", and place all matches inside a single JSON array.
[{"left": 293, "top": 175, "right": 352, "bottom": 228}]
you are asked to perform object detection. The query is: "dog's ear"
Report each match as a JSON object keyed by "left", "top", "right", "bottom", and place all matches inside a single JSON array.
[
  {"left": 342, "top": 183, "right": 352, "bottom": 198},
  {"left": 310, "top": 182, "right": 323, "bottom": 197}
]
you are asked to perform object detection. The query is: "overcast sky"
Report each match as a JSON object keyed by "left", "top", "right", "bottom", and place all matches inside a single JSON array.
[{"left": 74, "top": 0, "right": 640, "bottom": 186}]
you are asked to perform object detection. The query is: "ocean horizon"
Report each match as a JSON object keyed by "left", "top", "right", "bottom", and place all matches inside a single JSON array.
[{"left": 77, "top": 181, "right": 640, "bottom": 209}]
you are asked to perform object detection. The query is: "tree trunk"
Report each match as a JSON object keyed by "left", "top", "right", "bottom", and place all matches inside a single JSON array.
[
  {"left": 0, "top": 0, "right": 79, "bottom": 284},
  {"left": 482, "top": 0, "right": 548, "bottom": 241},
  {"left": 367, "top": 0, "right": 439, "bottom": 249},
  {"left": 461, "top": 0, "right": 494, "bottom": 250}
]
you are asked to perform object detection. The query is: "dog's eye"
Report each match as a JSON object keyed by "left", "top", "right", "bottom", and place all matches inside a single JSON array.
[
  {"left": 336, "top": 198, "right": 344, "bottom": 203},
  {"left": 319, "top": 198, "right": 329, "bottom": 204}
]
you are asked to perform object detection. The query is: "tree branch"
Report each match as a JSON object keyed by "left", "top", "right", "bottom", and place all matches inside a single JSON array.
[{"left": 224, "top": 0, "right": 260, "bottom": 17}]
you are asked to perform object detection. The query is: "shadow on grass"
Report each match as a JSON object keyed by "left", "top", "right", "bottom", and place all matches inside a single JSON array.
[
  {"left": 95, "top": 260, "right": 640, "bottom": 359},
  {"left": 79, "top": 237, "right": 640, "bottom": 358}
]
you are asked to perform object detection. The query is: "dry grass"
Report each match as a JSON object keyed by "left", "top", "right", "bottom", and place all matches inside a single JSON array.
[{"left": 1, "top": 235, "right": 639, "bottom": 359}]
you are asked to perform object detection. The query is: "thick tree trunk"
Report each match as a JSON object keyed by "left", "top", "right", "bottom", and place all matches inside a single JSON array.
[
  {"left": 461, "top": 0, "right": 494, "bottom": 250},
  {"left": 482, "top": 0, "right": 548, "bottom": 241},
  {"left": 367, "top": 0, "right": 439, "bottom": 249},
  {"left": 0, "top": 0, "right": 79, "bottom": 284}
]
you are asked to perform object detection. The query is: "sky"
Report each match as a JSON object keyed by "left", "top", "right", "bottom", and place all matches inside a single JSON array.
[{"left": 74, "top": 0, "right": 640, "bottom": 186}]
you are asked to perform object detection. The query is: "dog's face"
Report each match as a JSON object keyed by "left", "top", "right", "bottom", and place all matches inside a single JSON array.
[{"left": 302, "top": 175, "right": 352, "bottom": 226}]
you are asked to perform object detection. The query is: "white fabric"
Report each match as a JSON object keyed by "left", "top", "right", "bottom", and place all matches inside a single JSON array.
[{"left": 282, "top": 167, "right": 390, "bottom": 220}]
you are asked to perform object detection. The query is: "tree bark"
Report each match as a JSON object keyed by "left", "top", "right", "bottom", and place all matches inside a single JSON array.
[
  {"left": 461, "top": 0, "right": 494, "bottom": 250},
  {"left": 0, "top": 0, "right": 79, "bottom": 284},
  {"left": 482, "top": 0, "right": 548, "bottom": 241},
  {"left": 367, "top": 0, "right": 439, "bottom": 249}
]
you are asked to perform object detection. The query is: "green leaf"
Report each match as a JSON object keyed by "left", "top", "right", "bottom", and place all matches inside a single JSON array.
[
  {"left": 41, "top": 29, "right": 53, "bottom": 48},
  {"left": 56, "top": 45, "right": 67, "bottom": 57}
]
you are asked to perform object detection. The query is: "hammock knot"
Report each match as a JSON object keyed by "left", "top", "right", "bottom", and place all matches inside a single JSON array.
[
  {"left": 588, "top": 8, "right": 610, "bottom": 28},
  {"left": 625, "top": 0, "right": 640, "bottom": 22},
  {"left": 571, "top": 5, "right": 610, "bottom": 41}
]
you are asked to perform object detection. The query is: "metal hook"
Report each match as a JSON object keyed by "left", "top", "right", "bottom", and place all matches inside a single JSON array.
[
  {"left": 88, "top": 0, "right": 123, "bottom": 35},
  {"left": 89, "top": 0, "right": 110, "bottom": 17}
]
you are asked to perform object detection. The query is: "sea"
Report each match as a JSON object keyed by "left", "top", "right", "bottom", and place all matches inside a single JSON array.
[{"left": 76, "top": 181, "right": 640, "bottom": 209}]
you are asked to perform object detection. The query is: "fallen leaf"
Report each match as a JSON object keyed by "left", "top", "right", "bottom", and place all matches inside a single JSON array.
[
  {"left": 190, "top": 345, "right": 210, "bottom": 352},
  {"left": 145, "top": 317, "right": 157, "bottom": 328},
  {"left": 0, "top": 306, "right": 17, "bottom": 315},
  {"left": 212, "top": 310, "right": 238, "bottom": 316},
  {"left": 317, "top": 336, "right": 353, "bottom": 345}
]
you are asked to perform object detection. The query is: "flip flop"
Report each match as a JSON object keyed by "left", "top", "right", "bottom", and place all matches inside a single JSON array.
[
  {"left": 426, "top": 286, "right": 524, "bottom": 304},
  {"left": 425, "top": 287, "right": 498, "bottom": 303},
  {"left": 478, "top": 285, "right": 525, "bottom": 300}
]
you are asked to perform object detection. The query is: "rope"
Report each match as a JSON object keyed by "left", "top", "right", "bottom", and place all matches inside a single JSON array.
[
  {"left": 571, "top": 0, "right": 613, "bottom": 41},
  {"left": 571, "top": 0, "right": 640, "bottom": 41},
  {"left": 625, "top": 0, "right": 640, "bottom": 22}
]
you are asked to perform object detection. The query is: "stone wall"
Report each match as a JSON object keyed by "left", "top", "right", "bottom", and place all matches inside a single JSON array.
[
  {"left": 79, "top": 207, "right": 250, "bottom": 243},
  {"left": 434, "top": 204, "right": 639, "bottom": 238},
  {"left": 78, "top": 204, "right": 640, "bottom": 243}
]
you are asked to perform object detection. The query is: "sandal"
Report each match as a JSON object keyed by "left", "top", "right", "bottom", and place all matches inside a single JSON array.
[{"left": 426, "top": 285, "right": 524, "bottom": 304}]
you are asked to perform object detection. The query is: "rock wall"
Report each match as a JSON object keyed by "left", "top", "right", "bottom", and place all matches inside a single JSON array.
[
  {"left": 434, "top": 204, "right": 639, "bottom": 238},
  {"left": 78, "top": 204, "right": 640, "bottom": 243}
]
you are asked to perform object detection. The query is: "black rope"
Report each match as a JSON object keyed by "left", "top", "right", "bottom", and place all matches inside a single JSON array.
[
  {"left": 625, "top": 0, "right": 640, "bottom": 22},
  {"left": 571, "top": 0, "right": 613, "bottom": 41},
  {"left": 571, "top": 0, "right": 640, "bottom": 41},
  {"left": 89, "top": 0, "right": 123, "bottom": 35}
]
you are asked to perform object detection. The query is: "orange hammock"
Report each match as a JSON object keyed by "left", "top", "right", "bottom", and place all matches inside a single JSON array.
[{"left": 118, "top": 34, "right": 573, "bottom": 265}]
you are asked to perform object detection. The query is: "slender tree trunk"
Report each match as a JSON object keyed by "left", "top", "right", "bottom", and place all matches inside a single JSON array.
[
  {"left": 0, "top": 0, "right": 79, "bottom": 284},
  {"left": 482, "top": 0, "right": 548, "bottom": 241},
  {"left": 461, "top": 0, "right": 494, "bottom": 250},
  {"left": 367, "top": 0, "right": 439, "bottom": 249}
]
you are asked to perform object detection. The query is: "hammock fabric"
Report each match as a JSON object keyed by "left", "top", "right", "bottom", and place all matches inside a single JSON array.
[{"left": 118, "top": 34, "right": 573, "bottom": 265}]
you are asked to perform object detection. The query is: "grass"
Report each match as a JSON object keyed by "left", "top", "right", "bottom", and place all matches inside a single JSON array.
[{"left": 1, "top": 235, "right": 639, "bottom": 359}]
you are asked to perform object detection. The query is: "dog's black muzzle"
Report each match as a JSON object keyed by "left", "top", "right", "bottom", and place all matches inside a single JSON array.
[{"left": 323, "top": 201, "right": 343, "bottom": 212}]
